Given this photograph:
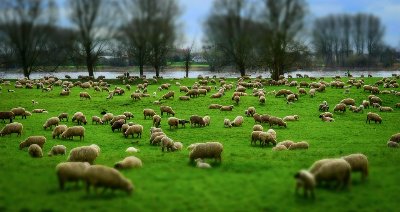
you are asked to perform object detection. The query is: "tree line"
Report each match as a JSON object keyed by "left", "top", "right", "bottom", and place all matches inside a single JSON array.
[{"left": 0, "top": 0, "right": 397, "bottom": 80}]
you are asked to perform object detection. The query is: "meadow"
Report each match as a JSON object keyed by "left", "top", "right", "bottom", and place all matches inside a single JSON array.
[{"left": 0, "top": 76, "right": 399, "bottom": 212}]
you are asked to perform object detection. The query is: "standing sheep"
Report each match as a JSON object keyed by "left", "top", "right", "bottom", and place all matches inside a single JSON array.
[
  {"left": 203, "top": 116, "right": 211, "bottom": 126},
  {"left": 52, "top": 125, "right": 68, "bottom": 139},
  {"left": 58, "top": 113, "right": 68, "bottom": 122},
  {"left": 19, "top": 136, "right": 46, "bottom": 149},
  {"left": 366, "top": 112, "right": 382, "bottom": 124},
  {"left": 55, "top": 162, "right": 91, "bottom": 190},
  {"left": 333, "top": 103, "right": 347, "bottom": 113},
  {"left": 79, "top": 92, "right": 91, "bottom": 100},
  {"left": 114, "top": 156, "right": 142, "bottom": 169},
  {"left": 342, "top": 153, "right": 368, "bottom": 181},
  {"left": 269, "top": 116, "right": 287, "bottom": 128},
  {"left": 153, "top": 115, "right": 162, "bottom": 128},
  {"left": 143, "top": 109, "right": 156, "bottom": 119},
  {"left": 190, "top": 115, "right": 205, "bottom": 127},
  {"left": 43, "top": 117, "right": 60, "bottom": 130},
  {"left": 68, "top": 145, "right": 99, "bottom": 164},
  {"left": 245, "top": 107, "right": 256, "bottom": 117},
  {"left": 61, "top": 126, "right": 85, "bottom": 140},
  {"left": 252, "top": 124, "right": 263, "bottom": 131},
  {"left": 259, "top": 132, "right": 277, "bottom": 146},
  {"left": 124, "top": 125, "right": 144, "bottom": 138},
  {"left": 48, "top": 145, "right": 67, "bottom": 156},
  {"left": 167, "top": 117, "right": 179, "bottom": 129},
  {"left": 161, "top": 137, "right": 177, "bottom": 152},
  {"left": 294, "top": 170, "right": 316, "bottom": 198},
  {"left": 92, "top": 116, "right": 103, "bottom": 125},
  {"left": 160, "top": 106, "right": 175, "bottom": 116},
  {"left": 224, "top": 118, "right": 232, "bottom": 128},
  {"left": 314, "top": 159, "right": 352, "bottom": 190},
  {"left": 231, "top": 116, "right": 244, "bottom": 127},
  {"left": 84, "top": 165, "right": 133, "bottom": 195},
  {"left": 0, "top": 111, "right": 14, "bottom": 123},
  {"left": 0, "top": 122, "right": 23, "bottom": 137},
  {"left": 189, "top": 142, "right": 223, "bottom": 163},
  {"left": 28, "top": 144, "right": 43, "bottom": 158}
]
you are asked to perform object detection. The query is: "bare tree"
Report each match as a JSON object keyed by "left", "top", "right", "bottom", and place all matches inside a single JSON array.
[
  {"left": 0, "top": 0, "right": 57, "bottom": 78},
  {"left": 182, "top": 41, "right": 195, "bottom": 78}
]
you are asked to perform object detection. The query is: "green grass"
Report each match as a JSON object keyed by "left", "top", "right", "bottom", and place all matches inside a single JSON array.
[{"left": 0, "top": 77, "right": 399, "bottom": 211}]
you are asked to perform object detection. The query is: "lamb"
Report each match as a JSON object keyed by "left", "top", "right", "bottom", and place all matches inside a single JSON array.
[
  {"left": 161, "top": 136, "right": 177, "bottom": 152},
  {"left": 160, "top": 106, "right": 175, "bottom": 116},
  {"left": 56, "top": 162, "right": 91, "bottom": 189},
  {"left": 379, "top": 106, "right": 393, "bottom": 112},
  {"left": 167, "top": 117, "right": 179, "bottom": 129},
  {"left": 190, "top": 115, "right": 205, "bottom": 127},
  {"left": 272, "top": 145, "right": 288, "bottom": 151},
  {"left": 178, "top": 119, "right": 190, "bottom": 127},
  {"left": 288, "top": 141, "right": 309, "bottom": 150},
  {"left": 143, "top": 109, "right": 156, "bottom": 119},
  {"left": 268, "top": 116, "right": 287, "bottom": 128},
  {"left": 342, "top": 153, "right": 368, "bottom": 181},
  {"left": 126, "top": 147, "right": 140, "bottom": 153},
  {"left": 0, "top": 122, "right": 23, "bottom": 136},
  {"left": 61, "top": 126, "right": 85, "bottom": 140},
  {"left": 220, "top": 105, "right": 234, "bottom": 111},
  {"left": 189, "top": 142, "right": 223, "bottom": 163},
  {"left": 48, "top": 145, "right": 67, "bottom": 156},
  {"left": 245, "top": 107, "right": 256, "bottom": 117},
  {"left": 124, "top": 124, "right": 143, "bottom": 138},
  {"left": 259, "top": 131, "right": 277, "bottom": 146},
  {"left": 252, "top": 124, "right": 263, "bottom": 131},
  {"left": 68, "top": 145, "right": 99, "bottom": 164},
  {"left": 203, "top": 116, "right": 211, "bottom": 126},
  {"left": 340, "top": 98, "right": 356, "bottom": 106},
  {"left": 283, "top": 115, "right": 299, "bottom": 121},
  {"left": 389, "top": 133, "right": 400, "bottom": 143},
  {"left": 366, "top": 112, "right": 382, "bottom": 124},
  {"left": 277, "top": 140, "right": 294, "bottom": 148},
  {"left": 195, "top": 158, "right": 212, "bottom": 169},
  {"left": 0, "top": 111, "right": 14, "bottom": 123},
  {"left": 229, "top": 116, "right": 243, "bottom": 127},
  {"left": 114, "top": 156, "right": 143, "bottom": 169},
  {"left": 224, "top": 118, "right": 232, "bottom": 128},
  {"left": 153, "top": 115, "right": 162, "bottom": 128},
  {"left": 52, "top": 125, "right": 68, "bottom": 139},
  {"left": 58, "top": 113, "right": 68, "bottom": 122},
  {"left": 294, "top": 170, "right": 316, "bottom": 198},
  {"left": 84, "top": 165, "right": 133, "bottom": 195},
  {"left": 19, "top": 136, "right": 46, "bottom": 149},
  {"left": 313, "top": 158, "right": 352, "bottom": 190},
  {"left": 28, "top": 144, "right": 43, "bottom": 158},
  {"left": 333, "top": 103, "right": 346, "bottom": 113},
  {"left": 387, "top": 141, "right": 399, "bottom": 148},
  {"left": 79, "top": 92, "right": 91, "bottom": 100},
  {"left": 208, "top": 104, "right": 223, "bottom": 109}
]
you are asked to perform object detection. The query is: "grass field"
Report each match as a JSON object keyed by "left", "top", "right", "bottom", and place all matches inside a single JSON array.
[{"left": 0, "top": 76, "right": 399, "bottom": 212}]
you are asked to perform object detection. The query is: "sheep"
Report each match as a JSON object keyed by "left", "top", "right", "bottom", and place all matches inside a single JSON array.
[
  {"left": 32, "top": 109, "right": 47, "bottom": 113},
  {"left": 203, "top": 116, "right": 211, "bottom": 126},
  {"left": 111, "top": 119, "right": 125, "bottom": 132},
  {"left": 288, "top": 141, "right": 309, "bottom": 150},
  {"left": 189, "top": 142, "right": 223, "bottom": 163},
  {"left": 286, "top": 94, "right": 297, "bottom": 103},
  {"left": 272, "top": 144, "right": 287, "bottom": 151},
  {"left": 0, "top": 111, "right": 14, "bottom": 123},
  {"left": 366, "top": 112, "right": 382, "bottom": 124},
  {"left": 370, "top": 96, "right": 382, "bottom": 105},
  {"left": 321, "top": 116, "right": 335, "bottom": 122},
  {"left": 162, "top": 91, "right": 175, "bottom": 99},
  {"left": 190, "top": 115, "right": 205, "bottom": 127},
  {"left": 186, "top": 89, "right": 199, "bottom": 98},
  {"left": 101, "top": 113, "right": 114, "bottom": 124},
  {"left": 130, "top": 92, "right": 141, "bottom": 101},
  {"left": 220, "top": 105, "right": 234, "bottom": 111},
  {"left": 245, "top": 107, "right": 256, "bottom": 117},
  {"left": 342, "top": 153, "right": 368, "bottom": 181},
  {"left": 48, "top": 145, "right": 67, "bottom": 156},
  {"left": 52, "top": 125, "right": 68, "bottom": 139},
  {"left": 61, "top": 126, "right": 85, "bottom": 140},
  {"left": 123, "top": 112, "right": 134, "bottom": 119},
  {"left": 150, "top": 127, "right": 163, "bottom": 134},
  {"left": 58, "top": 113, "right": 68, "bottom": 122},
  {"left": 110, "top": 115, "right": 126, "bottom": 125},
  {"left": 126, "top": 147, "right": 140, "bottom": 153},
  {"left": 233, "top": 95, "right": 240, "bottom": 105},
  {"left": 361, "top": 100, "right": 370, "bottom": 109},
  {"left": 252, "top": 113, "right": 262, "bottom": 124},
  {"left": 151, "top": 134, "right": 167, "bottom": 146},
  {"left": 56, "top": 162, "right": 91, "bottom": 189},
  {"left": 152, "top": 115, "right": 161, "bottom": 128},
  {"left": 259, "top": 96, "right": 266, "bottom": 104},
  {"left": 231, "top": 116, "right": 244, "bottom": 127},
  {"left": 161, "top": 136, "right": 177, "bottom": 152},
  {"left": 124, "top": 124, "right": 143, "bottom": 138},
  {"left": 149, "top": 132, "right": 165, "bottom": 144},
  {"left": 259, "top": 131, "right": 277, "bottom": 146},
  {"left": 224, "top": 118, "right": 232, "bottom": 128},
  {"left": 283, "top": 115, "right": 299, "bottom": 121},
  {"left": 340, "top": 98, "right": 356, "bottom": 106},
  {"left": 84, "top": 165, "right": 133, "bottom": 195},
  {"left": 298, "top": 88, "right": 307, "bottom": 95},
  {"left": 268, "top": 116, "right": 287, "bottom": 128},
  {"left": 276, "top": 140, "right": 294, "bottom": 149},
  {"left": 294, "top": 170, "right": 316, "bottom": 198},
  {"left": 28, "top": 144, "right": 43, "bottom": 158},
  {"left": 11, "top": 107, "right": 27, "bottom": 119},
  {"left": 160, "top": 106, "right": 175, "bottom": 116},
  {"left": 252, "top": 124, "right": 263, "bottom": 131},
  {"left": 79, "top": 92, "right": 91, "bottom": 100},
  {"left": 180, "top": 86, "right": 189, "bottom": 92},
  {"left": 167, "top": 117, "right": 179, "bottom": 129},
  {"left": 179, "top": 96, "right": 190, "bottom": 101},
  {"left": 67, "top": 145, "right": 99, "bottom": 164},
  {"left": 333, "top": 103, "right": 346, "bottom": 113},
  {"left": 309, "top": 89, "right": 316, "bottom": 97},
  {"left": 178, "top": 119, "right": 190, "bottom": 127},
  {"left": 309, "top": 158, "right": 335, "bottom": 174},
  {"left": 173, "top": 142, "right": 183, "bottom": 151},
  {"left": 143, "top": 109, "right": 156, "bottom": 119},
  {"left": 195, "top": 158, "right": 212, "bottom": 169},
  {"left": 379, "top": 106, "right": 393, "bottom": 112},
  {"left": 387, "top": 141, "right": 399, "bottom": 148},
  {"left": 114, "top": 156, "right": 142, "bottom": 169},
  {"left": 250, "top": 131, "right": 262, "bottom": 146},
  {"left": 0, "top": 122, "right": 23, "bottom": 137},
  {"left": 319, "top": 112, "right": 333, "bottom": 118},
  {"left": 208, "top": 104, "right": 223, "bottom": 109},
  {"left": 389, "top": 133, "right": 400, "bottom": 143},
  {"left": 313, "top": 159, "right": 352, "bottom": 190},
  {"left": 19, "top": 136, "right": 46, "bottom": 149}
]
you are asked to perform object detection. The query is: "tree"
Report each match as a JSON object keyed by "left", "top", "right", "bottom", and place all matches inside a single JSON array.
[
  {"left": 0, "top": 0, "right": 57, "bottom": 78},
  {"left": 182, "top": 41, "right": 195, "bottom": 78},
  {"left": 260, "top": 0, "right": 307, "bottom": 80},
  {"left": 204, "top": 0, "right": 256, "bottom": 76},
  {"left": 202, "top": 44, "right": 227, "bottom": 72}
]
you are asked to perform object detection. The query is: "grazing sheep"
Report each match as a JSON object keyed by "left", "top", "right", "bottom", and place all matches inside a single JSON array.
[
  {"left": 387, "top": 141, "right": 399, "bottom": 148},
  {"left": 110, "top": 115, "right": 126, "bottom": 125},
  {"left": 0, "top": 122, "right": 23, "bottom": 136},
  {"left": 233, "top": 95, "right": 240, "bottom": 104},
  {"left": 250, "top": 131, "right": 262, "bottom": 146},
  {"left": 56, "top": 162, "right": 90, "bottom": 190},
  {"left": 68, "top": 146, "right": 99, "bottom": 164},
  {"left": 152, "top": 115, "right": 161, "bottom": 128},
  {"left": 389, "top": 133, "right": 400, "bottom": 143},
  {"left": 151, "top": 134, "right": 167, "bottom": 146},
  {"left": 224, "top": 118, "right": 232, "bottom": 128},
  {"left": 123, "top": 112, "right": 134, "bottom": 119},
  {"left": 259, "top": 132, "right": 277, "bottom": 146},
  {"left": 167, "top": 117, "right": 179, "bottom": 129},
  {"left": 272, "top": 145, "right": 287, "bottom": 151},
  {"left": 11, "top": 107, "right": 27, "bottom": 119},
  {"left": 379, "top": 106, "right": 393, "bottom": 112},
  {"left": 195, "top": 158, "right": 212, "bottom": 169},
  {"left": 366, "top": 112, "right": 382, "bottom": 124},
  {"left": 28, "top": 144, "right": 43, "bottom": 158},
  {"left": 309, "top": 158, "right": 335, "bottom": 174},
  {"left": 294, "top": 170, "right": 316, "bottom": 198},
  {"left": 160, "top": 106, "right": 175, "bottom": 116},
  {"left": 333, "top": 103, "right": 347, "bottom": 113},
  {"left": 362, "top": 100, "right": 370, "bottom": 109},
  {"left": 252, "top": 124, "right": 263, "bottom": 131},
  {"left": 58, "top": 113, "right": 68, "bottom": 122},
  {"left": 149, "top": 132, "right": 166, "bottom": 144},
  {"left": 190, "top": 115, "right": 205, "bottom": 127},
  {"left": 245, "top": 107, "right": 256, "bottom": 117},
  {"left": 161, "top": 137, "right": 177, "bottom": 152},
  {"left": 48, "top": 145, "right": 67, "bottom": 156},
  {"left": 189, "top": 142, "right": 223, "bottom": 163},
  {"left": 162, "top": 91, "right": 175, "bottom": 99},
  {"left": 84, "top": 165, "right": 133, "bottom": 195},
  {"left": 220, "top": 105, "right": 234, "bottom": 111},
  {"left": 286, "top": 94, "right": 297, "bottom": 103},
  {"left": 143, "top": 109, "right": 156, "bottom": 119},
  {"left": 259, "top": 96, "right": 266, "bottom": 104},
  {"left": 91, "top": 116, "right": 103, "bottom": 125},
  {"left": 43, "top": 117, "right": 60, "bottom": 130},
  {"left": 52, "top": 125, "right": 68, "bottom": 139},
  {"left": 288, "top": 141, "right": 309, "bottom": 150},
  {"left": 231, "top": 116, "right": 243, "bottom": 127},
  {"left": 124, "top": 124, "right": 143, "bottom": 138},
  {"left": 101, "top": 113, "right": 114, "bottom": 124},
  {"left": 340, "top": 98, "right": 356, "bottom": 106},
  {"left": 277, "top": 140, "right": 294, "bottom": 148},
  {"left": 313, "top": 159, "right": 352, "bottom": 190},
  {"left": 283, "top": 115, "right": 299, "bottom": 121},
  {"left": 309, "top": 89, "right": 316, "bottom": 98},
  {"left": 179, "top": 96, "right": 190, "bottom": 101},
  {"left": 173, "top": 142, "right": 183, "bottom": 150},
  {"left": 79, "top": 92, "right": 91, "bottom": 100},
  {"left": 269, "top": 116, "right": 287, "bottom": 128},
  {"left": 342, "top": 153, "right": 368, "bottom": 181},
  {"left": 126, "top": 147, "right": 140, "bottom": 153},
  {"left": 19, "top": 136, "right": 46, "bottom": 149},
  {"left": 130, "top": 92, "right": 141, "bottom": 101},
  {"left": 0, "top": 111, "right": 14, "bottom": 123},
  {"left": 111, "top": 120, "right": 125, "bottom": 132},
  {"left": 61, "top": 126, "right": 85, "bottom": 140},
  {"left": 208, "top": 104, "right": 223, "bottom": 109},
  {"left": 114, "top": 156, "right": 143, "bottom": 169},
  {"left": 202, "top": 116, "right": 211, "bottom": 126}
]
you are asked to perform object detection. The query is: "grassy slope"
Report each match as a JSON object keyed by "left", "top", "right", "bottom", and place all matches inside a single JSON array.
[{"left": 0, "top": 77, "right": 399, "bottom": 212}]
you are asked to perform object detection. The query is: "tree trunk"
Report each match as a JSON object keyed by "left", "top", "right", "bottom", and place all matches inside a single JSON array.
[
  {"left": 239, "top": 64, "right": 246, "bottom": 76},
  {"left": 155, "top": 65, "right": 160, "bottom": 77},
  {"left": 23, "top": 66, "right": 30, "bottom": 79},
  {"left": 185, "top": 61, "right": 189, "bottom": 78},
  {"left": 139, "top": 64, "right": 144, "bottom": 77},
  {"left": 86, "top": 50, "right": 94, "bottom": 77}
]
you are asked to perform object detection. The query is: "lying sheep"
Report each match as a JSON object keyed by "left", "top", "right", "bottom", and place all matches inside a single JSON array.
[
  {"left": 58, "top": 113, "right": 68, "bottom": 122},
  {"left": 294, "top": 170, "right": 316, "bottom": 198},
  {"left": 277, "top": 140, "right": 294, "bottom": 148},
  {"left": 114, "top": 156, "right": 142, "bottom": 169},
  {"left": 126, "top": 147, "right": 140, "bottom": 153},
  {"left": 231, "top": 116, "right": 243, "bottom": 127},
  {"left": 313, "top": 158, "right": 351, "bottom": 190},
  {"left": 143, "top": 109, "right": 156, "bottom": 119},
  {"left": 203, "top": 116, "right": 211, "bottom": 126},
  {"left": 224, "top": 118, "right": 232, "bottom": 128},
  {"left": 342, "top": 153, "right": 368, "bottom": 181},
  {"left": 68, "top": 145, "right": 98, "bottom": 164},
  {"left": 379, "top": 106, "right": 393, "bottom": 112},
  {"left": 321, "top": 116, "right": 335, "bottom": 122},
  {"left": 220, "top": 105, "right": 234, "bottom": 111},
  {"left": 48, "top": 145, "right": 67, "bottom": 156},
  {"left": 124, "top": 124, "right": 143, "bottom": 138},
  {"left": 19, "top": 136, "right": 46, "bottom": 149},
  {"left": 110, "top": 115, "right": 126, "bottom": 125},
  {"left": 366, "top": 112, "right": 382, "bottom": 124},
  {"left": 208, "top": 104, "right": 223, "bottom": 109},
  {"left": 283, "top": 115, "right": 299, "bottom": 121},
  {"left": 167, "top": 117, "right": 179, "bottom": 129},
  {"left": 189, "top": 142, "right": 223, "bottom": 163},
  {"left": 288, "top": 141, "right": 309, "bottom": 150},
  {"left": 61, "top": 126, "right": 85, "bottom": 140},
  {"left": 179, "top": 96, "right": 190, "bottom": 101},
  {"left": 252, "top": 124, "right": 263, "bottom": 131},
  {"left": 52, "top": 125, "right": 68, "bottom": 139},
  {"left": 195, "top": 158, "right": 212, "bottom": 169},
  {"left": 190, "top": 115, "right": 205, "bottom": 127},
  {"left": 161, "top": 137, "right": 177, "bottom": 152},
  {"left": 43, "top": 117, "right": 60, "bottom": 130},
  {"left": 84, "top": 165, "right": 133, "bottom": 195},
  {"left": 32, "top": 109, "right": 47, "bottom": 113},
  {"left": 11, "top": 107, "right": 27, "bottom": 119},
  {"left": 0, "top": 122, "right": 23, "bottom": 136},
  {"left": 269, "top": 116, "right": 287, "bottom": 128},
  {"left": 28, "top": 144, "right": 43, "bottom": 158},
  {"left": 272, "top": 144, "right": 287, "bottom": 151}
]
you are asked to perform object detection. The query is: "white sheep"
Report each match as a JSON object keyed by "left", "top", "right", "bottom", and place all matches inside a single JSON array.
[
  {"left": 195, "top": 158, "right": 212, "bottom": 169},
  {"left": 203, "top": 116, "right": 211, "bottom": 126},
  {"left": 342, "top": 153, "right": 368, "bottom": 181},
  {"left": 19, "top": 136, "right": 46, "bottom": 149},
  {"left": 126, "top": 147, "right": 140, "bottom": 153},
  {"left": 252, "top": 124, "right": 263, "bottom": 131},
  {"left": 55, "top": 161, "right": 90, "bottom": 190},
  {"left": 67, "top": 145, "right": 98, "bottom": 164},
  {"left": 231, "top": 116, "right": 244, "bottom": 127},
  {"left": 189, "top": 142, "right": 223, "bottom": 163},
  {"left": 313, "top": 158, "right": 352, "bottom": 190},
  {"left": 223, "top": 118, "right": 232, "bottom": 128},
  {"left": 294, "top": 170, "right": 315, "bottom": 198},
  {"left": 48, "top": 145, "right": 67, "bottom": 156},
  {"left": 283, "top": 115, "right": 299, "bottom": 121},
  {"left": 28, "top": 144, "right": 43, "bottom": 158},
  {"left": 52, "top": 125, "right": 68, "bottom": 139},
  {"left": 61, "top": 126, "right": 85, "bottom": 140},
  {"left": 124, "top": 124, "right": 143, "bottom": 138},
  {"left": 84, "top": 165, "right": 133, "bottom": 195},
  {"left": 114, "top": 156, "right": 143, "bottom": 169}
]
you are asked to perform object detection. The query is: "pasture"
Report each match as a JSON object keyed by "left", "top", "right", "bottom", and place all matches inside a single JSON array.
[{"left": 0, "top": 76, "right": 399, "bottom": 211}]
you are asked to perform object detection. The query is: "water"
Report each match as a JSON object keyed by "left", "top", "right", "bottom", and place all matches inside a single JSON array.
[{"left": 0, "top": 69, "right": 399, "bottom": 79}]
